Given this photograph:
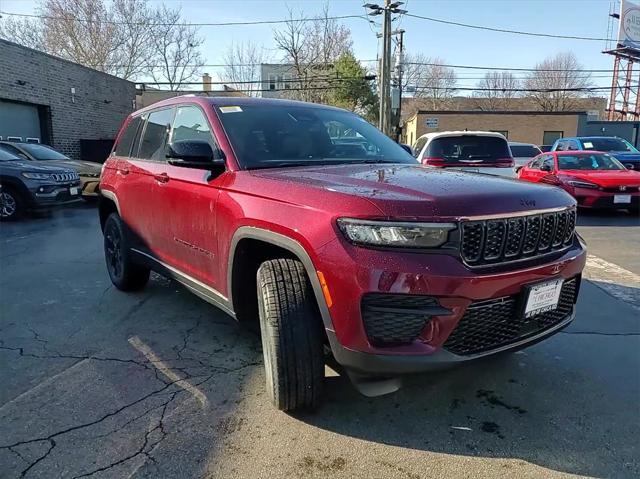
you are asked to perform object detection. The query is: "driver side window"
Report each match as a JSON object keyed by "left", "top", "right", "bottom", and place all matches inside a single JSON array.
[
  {"left": 541, "top": 155, "right": 555, "bottom": 171},
  {"left": 529, "top": 155, "right": 543, "bottom": 169}
]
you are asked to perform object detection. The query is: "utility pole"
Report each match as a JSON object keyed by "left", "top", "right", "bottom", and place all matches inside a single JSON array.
[
  {"left": 393, "top": 29, "right": 405, "bottom": 141},
  {"left": 364, "top": 2, "right": 407, "bottom": 136}
]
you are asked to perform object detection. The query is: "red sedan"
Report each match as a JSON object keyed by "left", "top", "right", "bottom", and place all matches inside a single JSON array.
[{"left": 518, "top": 151, "right": 640, "bottom": 212}]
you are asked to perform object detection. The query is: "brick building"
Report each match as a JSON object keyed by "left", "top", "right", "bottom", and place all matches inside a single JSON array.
[
  {"left": 0, "top": 39, "right": 136, "bottom": 161},
  {"left": 404, "top": 110, "right": 592, "bottom": 147}
]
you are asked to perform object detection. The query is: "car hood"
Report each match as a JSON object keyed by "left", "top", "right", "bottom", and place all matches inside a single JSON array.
[
  {"left": 251, "top": 163, "right": 574, "bottom": 218},
  {"left": 38, "top": 159, "right": 102, "bottom": 174},
  {"left": 0, "top": 160, "right": 73, "bottom": 174},
  {"left": 560, "top": 169, "right": 640, "bottom": 187}
]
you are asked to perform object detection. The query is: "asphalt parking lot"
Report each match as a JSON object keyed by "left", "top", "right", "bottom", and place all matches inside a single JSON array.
[{"left": 0, "top": 205, "right": 638, "bottom": 479}]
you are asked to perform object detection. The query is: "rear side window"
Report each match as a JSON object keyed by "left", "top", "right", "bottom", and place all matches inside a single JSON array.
[
  {"left": 510, "top": 145, "right": 541, "bottom": 158},
  {"left": 425, "top": 135, "right": 511, "bottom": 163},
  {"left": 115, "top": 117, "right": 141, "bottom": 157},
  {"left": 581, "top": 137, "right": 637, "bottom": 152},
  {"left": 138, "top": 108, "right": 175, "bottom": 161}
]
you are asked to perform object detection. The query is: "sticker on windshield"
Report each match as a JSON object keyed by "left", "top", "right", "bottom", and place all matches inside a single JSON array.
[
  {"left": 583, "top": 141, "right": 594, "bottom": 149},
  {"left": 219, "top": 106, "right": 242, "bottom": 113}
]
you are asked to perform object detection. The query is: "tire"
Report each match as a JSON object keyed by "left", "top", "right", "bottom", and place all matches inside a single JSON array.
[
  {"left": 0, "top": 185, "right": 24, "bottom": 221},
  {"left": 103, "top": 213, "right": 150, "bottom": 291},
  {"left": 257, "top": 259, "right": 324, "bottom": 411}
]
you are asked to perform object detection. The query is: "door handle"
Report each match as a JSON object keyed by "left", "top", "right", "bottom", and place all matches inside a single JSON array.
[
  {"left": 117, "top": 168, "right": 129, "bottom": 176},
  {"left": 155, "top": 173, "right": 170, "bottom": 184}
]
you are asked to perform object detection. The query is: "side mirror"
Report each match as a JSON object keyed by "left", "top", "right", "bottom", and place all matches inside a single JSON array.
[
  {"left": 398, "top": 143, "right": 414, "bottom": 156},
  {"left": 540, "top": 163, "right": 552, "bottom": 172},
  {"left": 166, "top": 140, "right": 225, "bottom": 173}
]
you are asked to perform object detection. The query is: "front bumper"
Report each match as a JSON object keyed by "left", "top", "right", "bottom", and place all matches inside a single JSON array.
[
  {"left": 30, "top": 182, "right": 82, "bottom": 207},
  {"left": 316, "top": 236, "right": 586, "bottom": 374},
  {"left": 80, "top": 177, "right": 100, "bottom": 197},
  {"left": 328, "top": 307, "right": 575, "bottom": 375},
  {"left": 574, "top": 190, "right": 640, "bottom": 209}
]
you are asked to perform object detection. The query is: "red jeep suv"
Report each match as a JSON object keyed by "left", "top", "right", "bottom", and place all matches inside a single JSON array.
[{"left": 100, "top": 97, "right": 586, "bottom": 411}]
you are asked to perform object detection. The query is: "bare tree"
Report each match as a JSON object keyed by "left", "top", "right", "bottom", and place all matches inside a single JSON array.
[
  {"left": 403, "top": 53, "right": 457, "bottom": 110},
  {"left": 524, "top": 52, "right": 593, "bottom": 111},
  {"left": 272, "top": 3, "right": 352, "bottom": 102},
  {"left": 472, "top": 71, "right": 521, "bottom": 110},
  {"left": 0, "top": 15, "right": 46, "bottom": 50},
  {"left": 0, "top": 0, "right": 203, "bottom": 85},
  {"left": 149, "top": 5, "right": 204, "bottom": 90},
  {"left": 220, "top": 41, "right": 268, "bottom": 97}
]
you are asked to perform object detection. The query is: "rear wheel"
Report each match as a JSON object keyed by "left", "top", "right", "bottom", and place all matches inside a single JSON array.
[
  {"left": 257, "top": 259, "right": 324, "bottom": 411},
  {"left": 103, "top": 213, "right": 150, "bottom": 291},
  {"left": 0, "top": 186, "right": 24, "bottom": 221}
]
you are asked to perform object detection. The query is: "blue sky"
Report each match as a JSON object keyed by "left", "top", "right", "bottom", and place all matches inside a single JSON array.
[{"left": 0, "top": 0, "right": 618, "bottom": 87}]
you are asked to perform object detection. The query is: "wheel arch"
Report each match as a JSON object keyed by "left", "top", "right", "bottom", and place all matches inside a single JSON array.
[
  {"left": 228, "top": 227, "right": 334, "bottom": 332},
  {"left": 0, "top": 176, "right": 31, "bottom": 203},
  {"left": 99, "top": 190, "right": 120, "bottom": 231}
]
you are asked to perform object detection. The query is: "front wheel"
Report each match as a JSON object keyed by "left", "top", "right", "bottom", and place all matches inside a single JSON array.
[
  {"left": 103, "top": 213, "right": 150, "bottom": 291},
  {"left": 257, "top": 259, "right": 325, "bottom": 411},
  {"left": 0, "top": 186, "right": 24, "bottom": 221}
]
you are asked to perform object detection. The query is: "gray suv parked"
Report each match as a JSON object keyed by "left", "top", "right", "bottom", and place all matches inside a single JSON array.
[{"left": 0, "top": 148, "right": 81, "bottom": 220}]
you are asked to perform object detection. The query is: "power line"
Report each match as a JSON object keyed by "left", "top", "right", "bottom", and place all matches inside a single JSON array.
[
  {"left": 0, "top": 10, "right": 368, "bottom": 27},
  {"left": 405, "top": 13, "right": 613, "bottom": 42},
  {"left": 405, "top": 62, "right": 617, "bottom": 73}
]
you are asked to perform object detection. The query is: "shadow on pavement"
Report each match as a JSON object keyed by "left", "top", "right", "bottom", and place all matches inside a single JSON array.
[
  {"left": 294, "top": 281, "right": 640, "bottom": 478},
  {"left": 576, "top": 207, "right": 639, "bottom": 227}
]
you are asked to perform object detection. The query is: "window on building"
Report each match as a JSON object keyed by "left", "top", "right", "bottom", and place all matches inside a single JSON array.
[
  {"left": 138, "top": 108, "right": 174, "bottom": 161},
  {"left": 268, "top": 74, "right": 276, "bottom": 91},
  {"left": 543, "top": 131, "right": 563, "bottom": 145},
  {"left": 115, "top": 116, "right": 141, "bottom": 157},
  {"left": 491, "top": 130, "right": 508, "bottom": 139},
  {"left": 283, "top": 74, "right": 293, "bottom": 90},
  {"left": 171, "top": 106, "right": 216, "bottom": 147}
]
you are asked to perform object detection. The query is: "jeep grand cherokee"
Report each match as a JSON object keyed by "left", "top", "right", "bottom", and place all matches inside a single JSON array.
[{"left": 99, "top": 97, "right": 586, "bottom": 411}]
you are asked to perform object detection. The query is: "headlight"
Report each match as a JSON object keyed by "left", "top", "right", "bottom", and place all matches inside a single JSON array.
[
  {"left": 22, "top": 172, "right": 54, "bottom": 180},
  {"left": 337, "top": 218, "right": 456, "bottom": 248},
  {"left": 566, "top": 179, "right": 599, "bottom": 189}
]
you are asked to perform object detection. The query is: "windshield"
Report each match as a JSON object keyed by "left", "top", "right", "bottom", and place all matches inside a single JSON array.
[
  {"left": 0, "top": 149, "right": 19, "bottom": 161},
  {"left": 425, "top": 135, "right": 511, "bottom": 163},
  {"left": 557, "top": 153, "right": 625, "bottom": 171},
  {"left": 510, "top": 145, "right": 541, "bottom": 158},
  {"left": 16, "top": 143, "right": 70, "bottom": 160},
  {"left": 216, "top": 104, "right": 416, "bottom": 169},
  {"left": 581, "top": 138, "right": 638, "bottom": 153}
]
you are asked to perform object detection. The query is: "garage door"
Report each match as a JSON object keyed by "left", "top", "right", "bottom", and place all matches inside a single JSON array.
[{"left": 0, "top": 100, "right": 42, "bottom": 142}]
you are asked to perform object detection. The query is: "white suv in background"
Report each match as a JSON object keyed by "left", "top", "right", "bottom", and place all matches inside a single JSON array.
[
  {"left": 509, "top": 141, "right": 543, "bottom": 168},
  {"left": 411, "top": 131, "right": 516, "bottom": 177}
]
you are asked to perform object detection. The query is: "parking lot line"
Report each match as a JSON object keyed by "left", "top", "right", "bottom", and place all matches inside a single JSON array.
[
  {"left": 585, "top": 254, "right": 640, "bottom": 311},
  {"left": 128, "top": 336, "right": 208, "bottom": 408}
]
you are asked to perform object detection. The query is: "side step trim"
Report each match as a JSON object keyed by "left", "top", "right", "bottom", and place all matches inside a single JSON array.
[{"left": 130, "top": 248, "right": 235, "bottom": 318}]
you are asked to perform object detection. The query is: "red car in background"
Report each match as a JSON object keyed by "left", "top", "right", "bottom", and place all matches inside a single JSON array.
[{"left": 518, "top": 151, "right": 640, "bottom": 213}]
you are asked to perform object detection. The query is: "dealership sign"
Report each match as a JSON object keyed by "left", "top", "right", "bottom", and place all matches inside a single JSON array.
[{"left": 618, "top": 0, "right": 640, "bottom": 52}]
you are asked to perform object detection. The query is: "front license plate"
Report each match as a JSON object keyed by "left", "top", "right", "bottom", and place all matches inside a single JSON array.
[
  {"left": 70, "top": 187, "right": 79, "bottom": 195},
  {"left": 524, "top": 279, "right": 564, "bottom": 318},
  {"left": 614, "top": 194, "right": 631, "bottom": 204}
]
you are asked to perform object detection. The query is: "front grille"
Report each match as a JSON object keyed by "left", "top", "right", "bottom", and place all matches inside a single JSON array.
[
  {"left": 361, "top": 294, "right": 448, "bottom": 347},
  {"left": 52, "top": 172, "right": 79, "bottom": 182},
  {"left": 461, "top": 208, "right": 576, "bottom": 266},
  {"left": 443, "top": 278, "right": 578, "bottom": 356}
]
